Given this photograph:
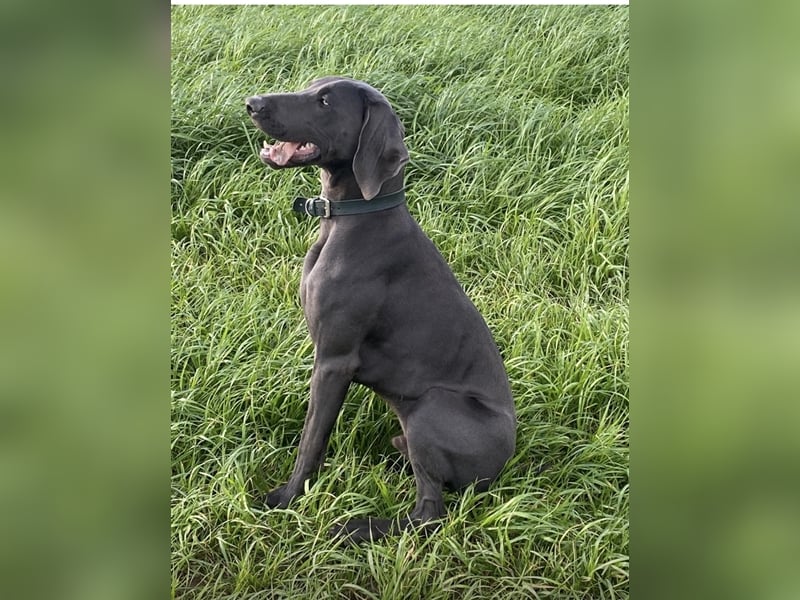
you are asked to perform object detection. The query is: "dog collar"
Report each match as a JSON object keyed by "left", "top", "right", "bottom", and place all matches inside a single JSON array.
[{"left": 292, "top": 189, "right": 406, "bottom": 219}]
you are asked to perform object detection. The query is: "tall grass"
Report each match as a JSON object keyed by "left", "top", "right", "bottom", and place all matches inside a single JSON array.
[{"left": 171, "top": 5, "right": 628, "bottom": 599}]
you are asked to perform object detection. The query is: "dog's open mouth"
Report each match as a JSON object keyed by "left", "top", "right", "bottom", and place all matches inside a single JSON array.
[{"left": 260, "top": 140, "right": 320, "bottom": 167}]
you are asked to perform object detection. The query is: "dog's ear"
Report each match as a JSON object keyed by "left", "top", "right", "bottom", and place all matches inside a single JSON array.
[{"left": 353, "top": 91, "right": 409, "bottom": 200}]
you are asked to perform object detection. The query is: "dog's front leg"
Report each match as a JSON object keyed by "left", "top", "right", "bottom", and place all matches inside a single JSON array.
[{"left": 266, "top": 358, "right": 353, "bottom": 509}]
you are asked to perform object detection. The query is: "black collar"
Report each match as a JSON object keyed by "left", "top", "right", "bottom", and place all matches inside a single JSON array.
[{"left": 292, "top": 189, "right": 406, "bottom": 219}]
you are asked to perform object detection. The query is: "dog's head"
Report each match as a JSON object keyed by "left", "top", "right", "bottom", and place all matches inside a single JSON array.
[{"left": 246, "top": 77, "right": 409, "bottom": 200}]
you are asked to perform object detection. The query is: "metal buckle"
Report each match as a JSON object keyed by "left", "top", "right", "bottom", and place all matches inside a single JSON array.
[{"left": 305, "top": 197, "right": 331, "bottom": 218}]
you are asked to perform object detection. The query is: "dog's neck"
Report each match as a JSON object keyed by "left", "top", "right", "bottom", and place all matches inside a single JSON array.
[{"left": 320, "top": 168, "right": 405, "bottom": 201}]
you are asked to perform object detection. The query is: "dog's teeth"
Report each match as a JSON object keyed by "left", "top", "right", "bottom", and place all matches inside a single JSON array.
[{"left": 263, "top": 140, "right": 269, "bottom": 148}]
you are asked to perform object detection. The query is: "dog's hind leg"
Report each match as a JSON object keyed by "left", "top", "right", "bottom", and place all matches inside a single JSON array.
[
  {"left": 330, "top": 452, "right": 446, "bottom": 544},
  {"left": 331, "top": 387, "right": 513, "bottom": 544}
]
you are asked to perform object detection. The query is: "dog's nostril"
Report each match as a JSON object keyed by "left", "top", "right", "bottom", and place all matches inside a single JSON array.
[{"left": 245, "top": 96, "right": 264, "bottom": 115}]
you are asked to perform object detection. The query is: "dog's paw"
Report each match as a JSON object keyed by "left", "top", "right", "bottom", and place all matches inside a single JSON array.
[
  {"left": 330, "top": 518, "right": 393, "bottom": 545},
  {"left": 265, "top": 485, "right": 295, "bottom": 509}
]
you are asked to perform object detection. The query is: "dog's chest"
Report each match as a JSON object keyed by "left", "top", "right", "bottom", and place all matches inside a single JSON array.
[
  {"left": 298, "top": 241, "right": 348, "bottom": 328},
  {"left": 299, "top": 233, "right": 387, "bottom": 347}
]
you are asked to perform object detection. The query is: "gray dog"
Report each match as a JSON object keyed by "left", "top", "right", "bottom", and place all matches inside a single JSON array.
[{"left": 246, "top": 77, "right": 516, "bottom": 543}]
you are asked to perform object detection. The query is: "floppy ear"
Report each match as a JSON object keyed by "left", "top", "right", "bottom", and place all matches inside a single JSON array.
[{"left": 353, "top": 92, "right": 409, "bottom": 200}]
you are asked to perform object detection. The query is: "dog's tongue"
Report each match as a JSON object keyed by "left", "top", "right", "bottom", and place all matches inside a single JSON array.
[{"left": 271, "top": 141, "right": 301, "bottom": 166}]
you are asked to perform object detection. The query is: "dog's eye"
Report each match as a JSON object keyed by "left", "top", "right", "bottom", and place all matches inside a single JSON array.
[{"left": 319, "top": 95, "right": 330, "bottom": 107}]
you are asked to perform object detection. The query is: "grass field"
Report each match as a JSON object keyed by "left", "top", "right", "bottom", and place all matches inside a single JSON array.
[{"left": 171, "top": 5, "right": 628, "bottom": 599}]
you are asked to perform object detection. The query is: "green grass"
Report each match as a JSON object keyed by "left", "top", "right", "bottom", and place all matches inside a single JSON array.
[{"left": 171, "top": 5, "right": 628, "bottom": 599}]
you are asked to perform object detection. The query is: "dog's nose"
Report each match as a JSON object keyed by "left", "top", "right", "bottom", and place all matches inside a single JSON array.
[{"left": 245, "top": 96, "right": 267, "bottom": 115}]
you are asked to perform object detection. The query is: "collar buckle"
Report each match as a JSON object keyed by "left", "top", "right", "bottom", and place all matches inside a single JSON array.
[{"left": 305, "top": 197, "right": 331, "bottom": 218}]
